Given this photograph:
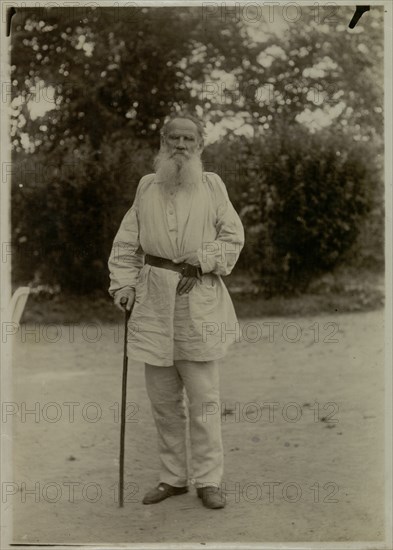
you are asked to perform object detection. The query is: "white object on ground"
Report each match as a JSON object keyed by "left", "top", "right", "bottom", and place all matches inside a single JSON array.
[{"left": 7, "top": 286, "right": 30, "bottom": 324}]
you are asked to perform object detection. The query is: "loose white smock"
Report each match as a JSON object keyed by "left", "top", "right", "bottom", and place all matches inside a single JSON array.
[{"left": 108, "top": 172, "right": 245, "bottom": 366}]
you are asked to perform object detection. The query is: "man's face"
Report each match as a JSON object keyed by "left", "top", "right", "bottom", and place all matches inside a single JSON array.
[
  {"left": 154, "top": 118, "right": 204, "bottom": 193},
  {"left": 162, "top": 118, "right": 202, "bottom": 162}
]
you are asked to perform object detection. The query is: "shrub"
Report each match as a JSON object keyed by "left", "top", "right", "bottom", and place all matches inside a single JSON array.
[
  {"left": 204, "top": 124, "right": 380, "bottom": 296},
  {"left": 11, "top": 138, "right": 154, "bottom": 293}
]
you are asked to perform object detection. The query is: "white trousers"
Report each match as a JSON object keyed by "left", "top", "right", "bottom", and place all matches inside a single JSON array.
[{"left": 145, "top": 359, "right": 223, "bottom": 488}]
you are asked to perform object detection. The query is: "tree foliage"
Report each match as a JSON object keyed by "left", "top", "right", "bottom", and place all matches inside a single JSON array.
[{"left": 10, "top": 5, "right": 384, "bottom": 294}]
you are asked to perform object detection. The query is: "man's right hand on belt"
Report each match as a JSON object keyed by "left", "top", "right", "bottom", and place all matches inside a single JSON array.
[{"left": 114, "top": 287, "right": 135, "bottom": 312}]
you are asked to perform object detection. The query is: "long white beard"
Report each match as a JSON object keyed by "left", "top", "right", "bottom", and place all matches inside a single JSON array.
[{"left": 153, "top": 149, "right": 203, "bottom": 195}]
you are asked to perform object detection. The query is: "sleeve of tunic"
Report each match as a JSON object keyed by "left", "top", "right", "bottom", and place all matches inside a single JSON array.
[
  {"left": 197, "top": 173, "right": 245, "bottom": 276},
  {"left": 107, "top": 176, "right": 149, "bottom": 297}
]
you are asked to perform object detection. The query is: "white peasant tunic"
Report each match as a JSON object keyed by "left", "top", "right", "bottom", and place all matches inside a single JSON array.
[{"left": 108, "top": 172, "right": 245, "bottom": 366}]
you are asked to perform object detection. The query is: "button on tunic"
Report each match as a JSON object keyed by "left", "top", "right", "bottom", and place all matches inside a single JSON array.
[{"left": 108, "top": 172, "right": 245, "bottom": 366}]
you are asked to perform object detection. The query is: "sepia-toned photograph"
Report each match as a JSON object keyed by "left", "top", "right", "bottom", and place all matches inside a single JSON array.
[{"left": 1, "top": 1, "right": 391, "bottom": 548}]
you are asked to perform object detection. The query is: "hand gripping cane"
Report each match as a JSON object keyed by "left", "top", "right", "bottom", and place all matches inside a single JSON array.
[{"left": 119, "top": 297, "right": 133, "bottom": 507}]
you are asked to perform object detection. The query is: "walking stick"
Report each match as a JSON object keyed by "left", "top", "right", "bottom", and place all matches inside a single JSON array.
[{"left": 119, "top": 299, "right": 132, "bottom": 508}]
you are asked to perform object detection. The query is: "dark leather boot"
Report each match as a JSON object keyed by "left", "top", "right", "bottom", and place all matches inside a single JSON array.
[
  {"left": 197, "top": 486, "right": 226, "bottom": 509},
  {"left": 142, "top": 482, "right": 188, "bottom": 505}
]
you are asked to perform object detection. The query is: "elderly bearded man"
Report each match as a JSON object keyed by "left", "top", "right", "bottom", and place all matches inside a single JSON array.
[{"left": 108, "top": 114, "right": 244, "bottom": 509}]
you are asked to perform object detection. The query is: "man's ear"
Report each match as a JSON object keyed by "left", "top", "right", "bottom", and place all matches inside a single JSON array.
[{"left": 198, "top": 138, "right": 204, "bottom": 152}]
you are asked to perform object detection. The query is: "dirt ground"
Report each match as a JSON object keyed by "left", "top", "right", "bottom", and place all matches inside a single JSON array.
[{"left": 9, "top": 309, "right": 386, "bottom": 545}]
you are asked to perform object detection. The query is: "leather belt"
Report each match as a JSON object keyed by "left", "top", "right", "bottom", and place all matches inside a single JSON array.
[{"left": 145, "top": 254, "right": 201, "bottom": 278}]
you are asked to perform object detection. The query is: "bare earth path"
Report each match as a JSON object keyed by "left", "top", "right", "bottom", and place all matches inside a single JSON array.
[{"left": 10, "top": 310, "right": 385, "bottom": 544}]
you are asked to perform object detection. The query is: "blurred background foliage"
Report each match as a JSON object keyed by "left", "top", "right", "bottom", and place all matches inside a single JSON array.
[{"left": 10, "top": 5, "right": 384, "bottom": 298}]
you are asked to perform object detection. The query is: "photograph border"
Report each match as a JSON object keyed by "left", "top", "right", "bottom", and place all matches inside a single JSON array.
[{"left": 1, "top": 1, "right": 392, "bottom": 549}]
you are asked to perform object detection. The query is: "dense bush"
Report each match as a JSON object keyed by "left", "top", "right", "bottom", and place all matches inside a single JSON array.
[
  {"left": 205, "top": 124, "right": 381, "bottom": 296},
  {"left": 12, "top": 138, "right": 154, "bottom": 293}
]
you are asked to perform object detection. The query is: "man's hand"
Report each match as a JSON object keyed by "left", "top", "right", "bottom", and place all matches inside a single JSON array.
[
  {"left": 177, "top": 275, "right": 198, "bottom": 295},
  {"left": 114, "top": 287, "right": 135, "bottom": 311},
  {"left": 173, "top": 251, "right": 201, "bottom": 295}
]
